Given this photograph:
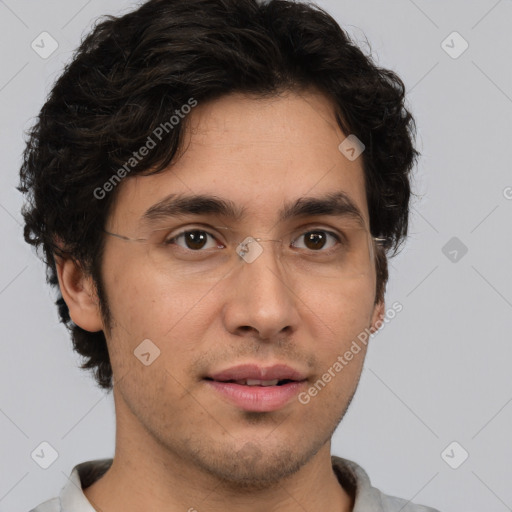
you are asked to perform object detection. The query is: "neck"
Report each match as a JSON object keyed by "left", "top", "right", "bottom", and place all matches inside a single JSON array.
[
  {"left": 84, "top": 443, "right": 353, "bottom": 512},
  {"left": 83, "top": 391, "right": 354, "bottom": 512}
]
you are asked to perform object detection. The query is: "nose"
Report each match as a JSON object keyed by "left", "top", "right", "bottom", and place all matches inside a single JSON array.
[{"left": 221, "top": 239, "right": 301, "bottom": 341}]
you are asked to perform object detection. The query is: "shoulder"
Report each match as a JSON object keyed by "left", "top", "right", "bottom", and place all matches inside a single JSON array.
[
  {"left": 28, "top": 496, "right": 60, "bottom": 512},
  {"left": 380, "top": 493, "right": 442, "bottom": 512},
  {"left": 27, "top": 458, "right": 113, "bottom": 512},
  {"left": 331, "top": 456, "right": 442, "bottom": 512}
]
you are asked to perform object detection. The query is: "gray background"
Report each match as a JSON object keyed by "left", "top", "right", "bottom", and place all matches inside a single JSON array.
[{"left": 1, "top": 1, "right": 511, "bottom": 511}]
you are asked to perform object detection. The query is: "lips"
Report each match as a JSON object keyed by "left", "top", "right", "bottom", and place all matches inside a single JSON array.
[
  {"left": 207, "top": 364, "right": 307, "bottom": 383},
  {"left": 204, "top": 364, "right": 308, "bottom": 412}
]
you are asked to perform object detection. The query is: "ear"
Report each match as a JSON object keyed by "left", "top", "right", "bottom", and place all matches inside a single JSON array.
[
  {"left": 55, "top": 255, "right": 104, "bottom": 332},
  {"left": 369, "top": 299, "right": 385, "bottom": 335}
]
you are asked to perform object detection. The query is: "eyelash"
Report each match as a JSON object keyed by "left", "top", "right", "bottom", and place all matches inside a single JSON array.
[{"left": 163, "top": 226, "right": 344, "bottom": 252}]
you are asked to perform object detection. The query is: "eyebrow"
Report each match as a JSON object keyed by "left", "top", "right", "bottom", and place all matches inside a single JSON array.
[{"left": 140, "top": 191, "right": 366, "bottom": 227}]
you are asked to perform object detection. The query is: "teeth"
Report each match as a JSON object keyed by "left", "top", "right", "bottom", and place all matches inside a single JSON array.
[{"left": 236, "top": 379, "right": 280, "bottom": 386}]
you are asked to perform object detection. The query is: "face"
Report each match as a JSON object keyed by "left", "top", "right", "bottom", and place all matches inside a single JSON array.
[{"left": 91, "top": 90, "right": 383, "bottom": 488}]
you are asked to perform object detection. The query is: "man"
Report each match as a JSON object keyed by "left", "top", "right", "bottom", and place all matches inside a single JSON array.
[{"left": 19, "top": 0, "right": 440, "bottom": 510}]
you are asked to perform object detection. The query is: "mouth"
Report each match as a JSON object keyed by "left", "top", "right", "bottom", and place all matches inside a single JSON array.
[
  {"left": 204, "top": 378, "right": 297, "bottom": 386},
  {"left": 204, "top": 364, "right": 308, "bottom": 412}
]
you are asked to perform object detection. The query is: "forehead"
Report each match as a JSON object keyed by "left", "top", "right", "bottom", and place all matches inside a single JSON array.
[{"left": 108, "top": 90, "right": 368, "bottom": 231}]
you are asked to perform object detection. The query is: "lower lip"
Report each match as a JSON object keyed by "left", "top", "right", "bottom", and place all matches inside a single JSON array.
[{"left": 206, "top": 380, "right": 306, "bottom": 412}]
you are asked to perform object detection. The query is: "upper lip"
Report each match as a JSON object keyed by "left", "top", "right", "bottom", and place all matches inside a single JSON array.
[{"left": 207, "top": 364, "right": 307, "bottom": 382}]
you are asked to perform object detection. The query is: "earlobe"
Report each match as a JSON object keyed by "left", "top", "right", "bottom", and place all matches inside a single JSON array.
[
  {"left": 370, "top": 300, "right": 386, "bottom": 335},
  {"left": 55, "top": 255, "right": 104, "bottom": 332}
]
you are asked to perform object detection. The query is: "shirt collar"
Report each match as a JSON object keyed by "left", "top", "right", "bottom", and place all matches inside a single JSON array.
[
  {"left": 331, "top": 455, "right": 386, "bottom": 510},
  {"left": 59, "top": 459, "right": 112, "bottom": 512}
]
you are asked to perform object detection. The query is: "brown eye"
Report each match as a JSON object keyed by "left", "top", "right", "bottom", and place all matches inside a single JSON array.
[
  {"left": 305, "top": 231, "right": 326, "bottom": 250},
  {"left": 293, "top": 230, "right": 339, "bottom": 251},
  {"left": 168, "top": 230, "right": 218, "bottom": 251}
]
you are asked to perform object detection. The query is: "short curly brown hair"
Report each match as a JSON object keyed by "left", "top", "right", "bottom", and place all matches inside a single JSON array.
[{"left": 18, "top": 0, "right": 418, "bottom": 391}]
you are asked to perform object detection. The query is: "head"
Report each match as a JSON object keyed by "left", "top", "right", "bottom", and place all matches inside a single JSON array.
[{"left": 19, "top": 0, "right": 416, "bottom": 488}]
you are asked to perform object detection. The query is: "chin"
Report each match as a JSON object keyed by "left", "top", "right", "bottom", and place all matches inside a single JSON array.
[{"left": 184, "top": 431, "right": 326, "bottom": 491}]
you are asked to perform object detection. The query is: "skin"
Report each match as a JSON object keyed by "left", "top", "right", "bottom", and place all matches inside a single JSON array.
[{"left": 57, "top": 89, "right": 385, "bottom": 512}]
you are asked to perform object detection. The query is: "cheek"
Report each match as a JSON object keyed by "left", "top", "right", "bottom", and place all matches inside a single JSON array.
[
  {"left": 303, "top": 279, "right": 376, "bottom": 338},
  {"left": 104, "top": 247, "right": 203, "bottom": 332},
  {"left": 300, "top": 280, "right": 374, "bottom": 393},
  {"left": 103, "top": 258, "right": 217, "bottom": 381}
]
